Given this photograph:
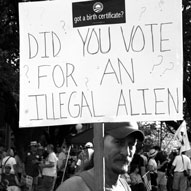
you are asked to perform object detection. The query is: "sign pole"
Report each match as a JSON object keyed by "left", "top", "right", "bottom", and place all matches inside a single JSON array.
[
  {"left": 61, "top": 145, "right": 71, "bottom": 183},
  {"left": 93, "top": 123, "right": 105, "bottom": 191}
]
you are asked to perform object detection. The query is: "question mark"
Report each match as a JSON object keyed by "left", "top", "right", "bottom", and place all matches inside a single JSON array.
[
  {"left": 160, "top": 62, "right": 174, "bottom": 76},
  {"left": 24, "top": 65, "right": 30, "bottom": 83},
  {"left": 60, "top": 20, "right": 66, "bottom": 34},
  {"left": 85, "top": 77, "right": 89, "bottom": 90},
  {"left": 139, "top": 7, "right": 146, "bottom": 20},
  {"left": 159, "top": 0, "right": 164, "bottom": 11},
  {"left": 150, "top": 55, "right": 163, "bottom": 73},
  {"left": 120, "top": 11, "right": 124, "bottom": 18}
]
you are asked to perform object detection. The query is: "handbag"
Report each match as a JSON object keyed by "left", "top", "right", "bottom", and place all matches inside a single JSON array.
[{"left": 182, "top": 155, "right": 189, "bottom": 176}]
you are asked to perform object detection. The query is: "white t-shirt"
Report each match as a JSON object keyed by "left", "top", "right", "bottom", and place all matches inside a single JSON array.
[
  {"left": 173, "top": 154, "right": 191, "bottom": 172},
  {"left": 2, "top": 156, "right": 17, "bottom": 174},
  {"left": 42, "top": 152, "right": 58, "bottom": 177}
]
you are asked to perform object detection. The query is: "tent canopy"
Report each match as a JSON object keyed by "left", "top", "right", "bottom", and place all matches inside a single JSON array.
[{"left": 69, "top": 128, "right": 93, "bottom": 145}]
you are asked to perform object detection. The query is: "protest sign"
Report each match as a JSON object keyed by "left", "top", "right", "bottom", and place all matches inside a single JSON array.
[{"left": 19, "top": 0, "right": 183, "bottom": 127}]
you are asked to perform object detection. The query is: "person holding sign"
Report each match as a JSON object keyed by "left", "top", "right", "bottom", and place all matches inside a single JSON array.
[{"left": 56, "top": 121, "right": 144, "bottom": 191}]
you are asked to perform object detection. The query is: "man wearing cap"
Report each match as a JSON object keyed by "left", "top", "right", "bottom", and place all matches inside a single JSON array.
[
  {"left": 24, "top": 141, "right": 40, "bottom": 191},
  {"left": 56, "top": 121, "right": 144, "bottom": 191}
]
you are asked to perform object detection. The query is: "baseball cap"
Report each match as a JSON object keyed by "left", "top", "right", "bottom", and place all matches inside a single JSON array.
[
  {"left": 85, "top": 142, "right": 93, "bottom": 148},
  {"left": 104, "top": 122, "right": 144, "bottom": 142},
  {"left": 148, "top": 149, "right": 158, "bottom": 158},
  {"left": 30, "top": 141, "right": 38, "bottom": 146}
]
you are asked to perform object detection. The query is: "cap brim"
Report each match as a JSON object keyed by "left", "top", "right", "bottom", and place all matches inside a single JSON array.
[
  {"left": 104, "top": 122, "right": 144, "bottom": 142},
  {"left": 70, "top": 122, "right": 145, "bottom": 144},
  {"left": 148, "top": 152, "right": 158, "bottom": 158}
]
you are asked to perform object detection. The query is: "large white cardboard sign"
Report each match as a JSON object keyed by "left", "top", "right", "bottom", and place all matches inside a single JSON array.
[{"left": 19, "top": 0, "right": 183, "bottom": 127}]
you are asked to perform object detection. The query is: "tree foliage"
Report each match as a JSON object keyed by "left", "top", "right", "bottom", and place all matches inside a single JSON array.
[{"left": 0, "top": 0, "right": 19, "bottom": 128}]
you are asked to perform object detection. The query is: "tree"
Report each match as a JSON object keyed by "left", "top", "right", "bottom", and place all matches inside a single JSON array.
[{"left": 0, "top": 0, "right": 19, "bottom": 128}]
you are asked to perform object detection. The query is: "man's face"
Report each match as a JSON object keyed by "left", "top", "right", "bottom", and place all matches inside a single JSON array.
[
  {"left": 5, "top": 167, "right": 11, "bottom": 174},
  {"left": 47, "top": 145, "right": 52, "bottom": 153},
  {"left": 31, "top": 145, "right": 37, "bottom": 153},
  {"left": 104, "top": 134, "right": 137, "bottom": 175}
]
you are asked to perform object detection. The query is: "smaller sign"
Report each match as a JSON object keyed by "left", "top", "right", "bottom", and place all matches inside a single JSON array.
[{"left": 72, "top": 0, "right": 126, "bottom": 27}]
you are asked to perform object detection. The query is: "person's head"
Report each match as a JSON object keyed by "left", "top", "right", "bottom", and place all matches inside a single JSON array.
[
  {"left": 4, "top": 164, "right": 11, "bottom": 174},
  {"left": 155, "top": 150, "right": 167, "bottom": 163},
  {"left": 148, "top": 148, "right": 158, "bottom": 159},
  {"left": 47, "top": 144, "right": 54, "bottom": 153},
  {"left": 103, "top": 121, "right": 144, "bottom": 175},
  {"left": 169, "top": 150, "right": 178, "bottom": 160},
  {"left": 56, "top": 144, "right": 61, "bottom": 153},
  {"left": 30, "top": 141, "right": 38, "bottom": 153},
  {"left": 6, "top": 148, "right": 14, "bottom": 157}
]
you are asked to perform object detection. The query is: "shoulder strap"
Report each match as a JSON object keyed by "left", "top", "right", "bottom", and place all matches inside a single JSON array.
[
  {"left": 2, "top": 156, "right": 11, "bottom": 173},
  {"left": 77, "top": 170, "right": 95, "bottom": 191},
  {"left": 3, "top": 156, "right": 11, "bottom": 166},
  {"left": 181, "top": 155, "right": 185, "bottom": 170}
]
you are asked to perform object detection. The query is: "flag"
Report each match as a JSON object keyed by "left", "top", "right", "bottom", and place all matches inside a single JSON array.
[
  {"left": 142, "top": 171, "right": 152, "bottom": 191},
  {"left": 174, "top": 120, "right": 191, "bottom": 153}
]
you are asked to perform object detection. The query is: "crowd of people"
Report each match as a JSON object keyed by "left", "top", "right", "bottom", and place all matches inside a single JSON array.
[
  {"left": 0, "top": 122, "right": 191, "bottom": 191},
  {"left": 0, "top": 139, "right": 94, "bottom": 191}
]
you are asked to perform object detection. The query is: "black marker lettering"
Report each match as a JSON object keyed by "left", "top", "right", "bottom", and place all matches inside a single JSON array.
[
  {"left": 137, "top": 88, "right": 152, "bottom": 115},
  {"left": 68, "top": 91, "right": 80, "bottom": 118},
  {"left": 38, "top": 65, "right": 50, "bottom": 89},
  {"left": 116, "top": 89, "right": 128, "bottom": 116},
  {"left": 28, "top": 33, "right": 39, "bottom": 59},
  {"left": 52, "top": 31, "right": 61, "bottom": 57},
  {"left": 100, "top": 59, "right": 120, "bottom": 85},
  {"left": 59, "top": 92, "right": 67, "bottom": 119},
  {"left": 160, "top": 22, "right": 173, "bottom": 52},
  {"left": 154, "top": 88, "right": 165, "bottom": 115},
  {"left": 167, "top": 88, "right": 179, "bottom": 114},
  {"left": 118, "top": 58, "right": 135, "bottom": 84},
  {"left": 39, "top": 31, "right": 50, "bottom": 58}
]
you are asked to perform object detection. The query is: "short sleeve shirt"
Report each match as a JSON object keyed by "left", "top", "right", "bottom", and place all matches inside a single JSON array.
[
  {"left": 173, "top": 154, "right": 191, "bottom": 172},
  {"left": 2, "top": 156, "right": 16, "bottom": 174},
  {"left": 42, "top": 152, "right": 58, "bottom": 177}
]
